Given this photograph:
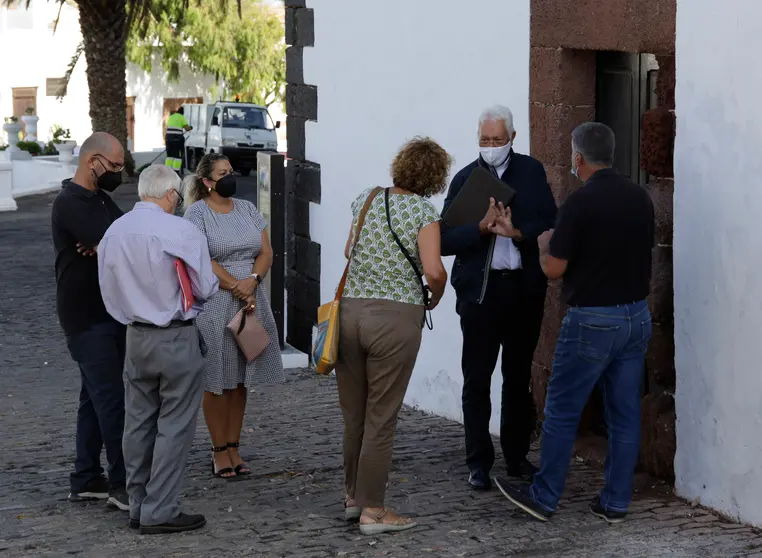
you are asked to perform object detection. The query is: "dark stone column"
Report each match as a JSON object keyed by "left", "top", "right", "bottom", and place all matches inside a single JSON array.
[
  {"left": 640, "top": 54, "right": 677, "bottom": 480},
  {"left": 285, "top": 0, "right": 320, "bottom": 354},
  {"left": 528, "top": 46, "right": 596, "bottom": 420}
]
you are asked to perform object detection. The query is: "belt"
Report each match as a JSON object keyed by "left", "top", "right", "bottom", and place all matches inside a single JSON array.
[
  {"left": 129, "top": 319, "right": 194, "bottom": 329},
  {"left": 489, "top": 268, "right": 522, "bottom": 278}
]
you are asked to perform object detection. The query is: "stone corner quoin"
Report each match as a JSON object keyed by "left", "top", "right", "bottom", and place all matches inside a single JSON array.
[{"left": 285, "top": 0, "right": 320, "bottom": 355}]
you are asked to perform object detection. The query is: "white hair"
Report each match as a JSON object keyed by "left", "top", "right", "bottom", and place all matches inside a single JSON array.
[
  {"left": 138, "top": 164, "right": 181, "bottom": 200},
  {"left": 478, "top": 105, "right": 515, "bottom": 136}
]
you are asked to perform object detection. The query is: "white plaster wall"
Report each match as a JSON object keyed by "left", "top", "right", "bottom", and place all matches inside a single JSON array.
[
  {"left": 0, "top": 1, "right": 91, "bottom": 143},
  {"left": 11, "top": 159, "right": 73, "bottom": 198},
  {"left": 674, "top": 0, "right": 762, "bottom": 527},
  {"left": 304, "top": 0, "right": 531, "bottom": 431}
]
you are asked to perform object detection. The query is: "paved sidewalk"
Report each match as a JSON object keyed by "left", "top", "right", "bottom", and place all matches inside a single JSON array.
[{"left": 1, "top": 190, "right": 762, "bottom": 557}]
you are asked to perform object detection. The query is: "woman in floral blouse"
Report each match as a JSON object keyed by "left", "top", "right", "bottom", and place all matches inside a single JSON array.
[{"left": 337, "top": 137, "right": 450, "bottom": 535}]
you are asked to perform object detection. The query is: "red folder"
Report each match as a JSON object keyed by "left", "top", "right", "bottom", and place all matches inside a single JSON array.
[{"left": 174, "top": 259, "right": 195, "bottom": 312}]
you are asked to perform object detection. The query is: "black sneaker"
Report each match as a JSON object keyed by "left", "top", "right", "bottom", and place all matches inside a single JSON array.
[
  {"left": 468, "top": 469, "right": 492, "bottom": 491},
  {"left": 107, "top": 487, "right": 130, "bottom": 512},
  {"left": 494, "top": 476, "right": 553, "bottom": 522},
  {"left": 589, "top": 497, "right": 627, "bottom": 524},
  {"left": 506, "top": 459, "right": 539, "bottom": 482},
  {"left": 69, "top": 475, "right": 109, "bottom": 502},
  {"left": 139, "top": 512, "right": 207, "bottom": 535}
]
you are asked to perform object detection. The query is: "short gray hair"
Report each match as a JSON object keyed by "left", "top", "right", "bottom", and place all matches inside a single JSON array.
[
  {"left": 571, "top": 122, "right": 616, "bottom": 166},
  {"left": 478, "top": 105, "right": 515, "bottom": 136},
  {"left": 138, "top": 165, "right": 181, "bottom": 199}
]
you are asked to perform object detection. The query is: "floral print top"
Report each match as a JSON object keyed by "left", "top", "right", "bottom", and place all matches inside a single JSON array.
[{"left": 343, "top": 187, "right": 441, "bottom": 306}]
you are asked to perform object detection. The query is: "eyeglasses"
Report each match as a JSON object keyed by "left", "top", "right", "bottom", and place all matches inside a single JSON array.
[
  {"left": 173, "top": 187, "right": 184, "bottom": 205},
  {"left": 479, "top": 137, "right": 510, "bottom": 147},
  {"left": 94, "top": 154, "right": 125, "bottom": 173}
]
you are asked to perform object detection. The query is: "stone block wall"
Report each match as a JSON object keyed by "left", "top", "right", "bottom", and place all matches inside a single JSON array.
[
  {"left": 285, "top": 0, "right": 320, "bottom": 354},
  {"left": 640, "top": 54, "right": 676, "bottom": 478},
  {"left": 528, "top": 46, "right": 596, "bottom": 422},
  {"left": 529, "top": 0, "right": 677, "bottom": 478}
]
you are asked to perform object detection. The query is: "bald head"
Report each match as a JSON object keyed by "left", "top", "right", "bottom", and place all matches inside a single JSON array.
[
  {"left": 74, "top": 132, "right": 125, "bottom": 191},
  {"left": 79, "top": 132, "right": 123, "bottom": 163}
]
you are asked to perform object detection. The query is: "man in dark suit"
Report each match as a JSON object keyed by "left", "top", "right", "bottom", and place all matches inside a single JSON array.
[{"left": 441, "top": 105, "right": 557, "bottom": 490}]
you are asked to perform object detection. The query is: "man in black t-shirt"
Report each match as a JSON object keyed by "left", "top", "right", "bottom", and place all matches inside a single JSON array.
[
  {"left": 51, "top": 132, "right": 128, "bottom": 512},
  {"left": 495, "top": 123, "right": 655, "bottom": 525}
]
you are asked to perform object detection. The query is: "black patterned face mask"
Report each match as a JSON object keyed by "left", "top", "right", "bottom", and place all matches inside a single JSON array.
[
  {"left": 96, "top": 170, "right": 123, "bottom": 192},
  {"left": 214, "top": 174, "right": 237, "bottom": 198}
]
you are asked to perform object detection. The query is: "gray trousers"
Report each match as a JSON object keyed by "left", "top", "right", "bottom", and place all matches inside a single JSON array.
[{"left": 123, "top": 323, "right": 205, "bottom": 526}]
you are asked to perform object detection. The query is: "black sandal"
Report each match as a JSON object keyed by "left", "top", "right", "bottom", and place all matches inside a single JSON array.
[
  {"left": 211, "top": 445, "right": 236, "bottom": 479},
  {"left": 227, "top": 442, "right": 251, "bottom": 476}
]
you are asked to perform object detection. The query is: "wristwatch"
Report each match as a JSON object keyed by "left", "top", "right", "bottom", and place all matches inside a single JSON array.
[{"left": 250, "top": 273, "right": 262, "bottom": 285}]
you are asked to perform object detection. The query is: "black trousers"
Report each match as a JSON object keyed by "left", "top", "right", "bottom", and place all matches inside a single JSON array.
[
  {"left": 165, "top": 134, "right": 185, "bottom": 169},
  {"left": 65, "top": 320, "right": 127, "bottom": 492},
  {"left": 458, "top": 270, "right": 546, "bottom": 472}
]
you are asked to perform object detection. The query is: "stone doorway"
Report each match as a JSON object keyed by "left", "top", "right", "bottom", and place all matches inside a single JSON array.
[{"left": 529, "top": 0, "right": 677, "bottom": 479}]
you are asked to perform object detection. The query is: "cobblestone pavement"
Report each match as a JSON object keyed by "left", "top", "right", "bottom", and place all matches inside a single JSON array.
[{"left": 2, "top": 189, "right": 762, "bottom": 557}]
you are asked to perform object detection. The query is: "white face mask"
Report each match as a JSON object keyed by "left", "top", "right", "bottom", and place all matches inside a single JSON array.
[{"left": 480, "top": 142, "right": 512, "bottom": 167}]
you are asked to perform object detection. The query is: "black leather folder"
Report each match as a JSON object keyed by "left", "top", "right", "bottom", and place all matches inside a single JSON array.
[{"left": 441, "top": 167, "right": 516, "bottom": 228}]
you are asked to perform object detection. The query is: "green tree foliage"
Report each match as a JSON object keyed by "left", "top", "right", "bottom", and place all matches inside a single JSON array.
[{"left": 127, "top": 0, "right": 285, "bottom": 107}]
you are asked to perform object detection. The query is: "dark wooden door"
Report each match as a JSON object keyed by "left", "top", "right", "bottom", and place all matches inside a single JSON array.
[
  {"left": 595, "top": 52, "right": 641, "bottom": 182},
  {"left": 595, "top": 52, "right": 659, "bottom": 185},
  {"left": 12, "top": 87, "right": 37, "bottom": 136}
]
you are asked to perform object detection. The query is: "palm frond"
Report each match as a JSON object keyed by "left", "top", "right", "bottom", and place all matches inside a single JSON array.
[{"left": 57, "top": 40, "right": 84, "bottom": 100}]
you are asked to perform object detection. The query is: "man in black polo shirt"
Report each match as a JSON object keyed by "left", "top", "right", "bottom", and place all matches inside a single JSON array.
[
  {"left": 441, "top": 105, "right": 558, "bottom": 490},
  {"left": 495, "top": 122, "right": 655, "bottom": 524},
  {"left": 51, "top": 132, "right": 129, "bottom": 511}
]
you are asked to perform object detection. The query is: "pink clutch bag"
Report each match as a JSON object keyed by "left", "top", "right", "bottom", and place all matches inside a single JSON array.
[{"left": 227, "top": 307, "right": 270, "bottom": 363}]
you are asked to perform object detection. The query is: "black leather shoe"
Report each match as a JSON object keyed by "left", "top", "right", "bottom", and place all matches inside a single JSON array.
[
  {"left": 128, "top": 518, "right": 139, "bottom": 530},
  {"left": 139, "top": 512, "right": 206, "bottom": 535},
  {"left": 468, "top": 469, "right": 492, "bottom": 490},
  {"left": 506, "top": 458, "right": 539, "bottom": 482}
]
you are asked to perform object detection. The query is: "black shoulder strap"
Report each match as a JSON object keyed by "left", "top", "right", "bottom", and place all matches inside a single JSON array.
[{"left": 384, "top": 188, "right": 433, "bottom": 330}]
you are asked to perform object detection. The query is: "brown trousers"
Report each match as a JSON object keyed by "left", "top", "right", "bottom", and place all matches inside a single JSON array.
[{"left": 335, "top": 298, "right": 424, "bottom": 508}]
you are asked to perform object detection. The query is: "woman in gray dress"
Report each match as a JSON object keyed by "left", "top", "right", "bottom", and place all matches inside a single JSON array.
[{"left": 183, "top": 153, "right": 284, "bottom": 479}]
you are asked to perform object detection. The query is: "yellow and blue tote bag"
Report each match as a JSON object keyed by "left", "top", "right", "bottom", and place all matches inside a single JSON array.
[{"left": 313, "top": 187, "right": 381, "bottom": 374}]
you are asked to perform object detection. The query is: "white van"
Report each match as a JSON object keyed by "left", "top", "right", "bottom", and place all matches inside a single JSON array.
[{"left": 183, "top": 101, "right": 280, "bottom": 176}]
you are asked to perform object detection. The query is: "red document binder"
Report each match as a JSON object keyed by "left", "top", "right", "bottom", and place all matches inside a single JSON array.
[{"left": 174, "top": 259, "right": 195, "bottom": 312}]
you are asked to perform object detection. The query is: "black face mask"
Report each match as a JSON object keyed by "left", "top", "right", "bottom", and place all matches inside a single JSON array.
[
  {"left": 214, "top": 174, "right": 237, "bottom": 198},
  {"left": 93, "top": 167, "right": 122, "bottom": 192}
]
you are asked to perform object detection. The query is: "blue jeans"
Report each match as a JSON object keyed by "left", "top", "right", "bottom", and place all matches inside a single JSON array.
[
  {"left": 66, "top": 320, "right": 127, "bottom": 492},
  {"left": 530, "top": 300, "right": 652, "bottom": 513}
]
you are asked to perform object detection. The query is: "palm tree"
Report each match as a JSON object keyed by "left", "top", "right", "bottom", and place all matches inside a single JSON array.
[{"left": 5, "top": 0, "right": 240, "bottom": 175}]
